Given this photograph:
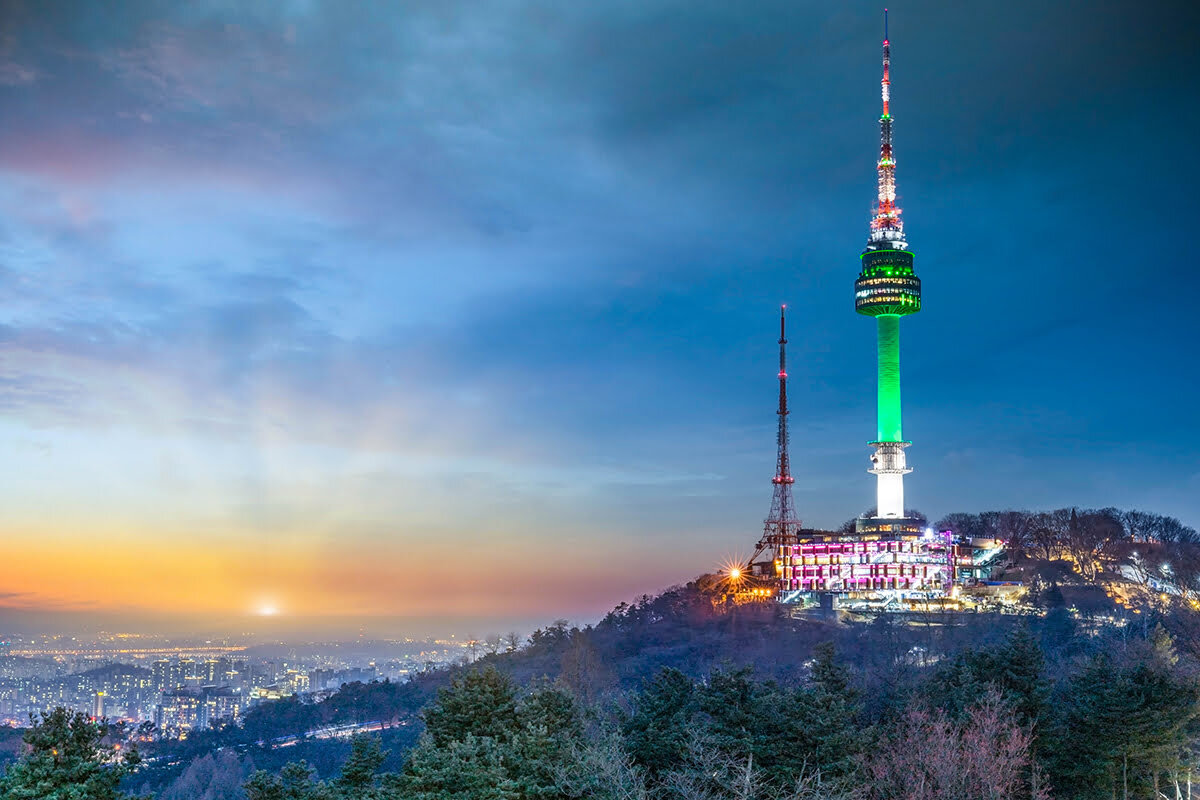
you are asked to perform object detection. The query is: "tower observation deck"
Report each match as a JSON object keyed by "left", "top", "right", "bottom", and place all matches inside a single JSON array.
[{"left": 855, "top": 10, "right": 921, "bottom": 527}]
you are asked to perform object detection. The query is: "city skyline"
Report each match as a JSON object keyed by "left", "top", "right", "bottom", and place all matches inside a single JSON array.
[{"left": 1, "top": 0, "right": 1197, "bottom": 632}]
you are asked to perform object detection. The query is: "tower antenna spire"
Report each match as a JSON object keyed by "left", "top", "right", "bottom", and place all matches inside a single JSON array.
[{"left": 870, "top": 8, "right": 903, "bottom": 248}]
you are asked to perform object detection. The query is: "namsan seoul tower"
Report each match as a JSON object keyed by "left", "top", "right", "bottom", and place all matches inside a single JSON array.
[{"left": 854, "top": 10, "right": 922, "bottom": 529}]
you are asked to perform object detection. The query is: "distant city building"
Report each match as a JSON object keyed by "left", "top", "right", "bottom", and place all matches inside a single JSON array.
[{"left": 155, "top": 686, "right": 241, "bottom": 736}]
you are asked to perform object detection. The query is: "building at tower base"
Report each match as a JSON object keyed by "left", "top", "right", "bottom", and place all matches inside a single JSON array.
[{"left": 778, "top": 529, "right": 954, "bottom": 605}]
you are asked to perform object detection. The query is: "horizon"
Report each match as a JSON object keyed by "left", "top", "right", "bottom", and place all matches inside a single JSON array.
[{"left": 1, "top": 0, "right": 1197, "bottom": 634}]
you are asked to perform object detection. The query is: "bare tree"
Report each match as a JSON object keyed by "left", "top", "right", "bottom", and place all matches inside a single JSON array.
[
  {"left": 936, "top": 513, "right": 983, "bottom": 538},
  {"left": 659, "top": 731, "right": 856, "bottom": 800},
  {"left": 1122, "top": 509, "right": 1159, "bottom": 542},
  {"left": 1064, "top": 510, "right": 1122, "bottom": 581},
  {"left": 504, "top": 631, "right": 522, "bottom": 653},
  {"left": 484, "top": 634, "right": 502, "bottom": 656},
  {"left": 560, "top": 631, "right": 614, "bottom": 704},
  {"left": 1031, "top": 509, "right": 1071, "bottom": 561},
  {"left": 1115, "top": 542, "right": 1159, "bottom": 585},
  {"left": 866, "top": 691, "right": 1048, "bottom": 800},
  {"left": 993, "top": 510, "right": 1036, "bottom": 560},
  {"left": 551, "top": 731, "right": 651, "bottom": 800},
  {"left": 1158, "top": 516, "right": 1200, "bottom": 544}
]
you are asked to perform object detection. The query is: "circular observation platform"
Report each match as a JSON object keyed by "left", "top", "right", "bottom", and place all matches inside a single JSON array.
[{"left": 855, "top": 248, "right": 921, "bottom": 317}]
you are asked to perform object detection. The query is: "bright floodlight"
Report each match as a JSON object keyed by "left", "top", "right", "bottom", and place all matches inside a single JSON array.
[{"left": 729, "top": 567, "right": 742, "bottom": 580}]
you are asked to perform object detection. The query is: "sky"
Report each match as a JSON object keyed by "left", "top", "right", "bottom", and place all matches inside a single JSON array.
[{"left": 0, "top": 0, "right": 1196, "bottom": 637}]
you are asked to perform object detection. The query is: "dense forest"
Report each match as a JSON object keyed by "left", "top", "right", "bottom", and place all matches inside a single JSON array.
[{"left": 2, "top": 506, "right": 1199, "bottom": 799}]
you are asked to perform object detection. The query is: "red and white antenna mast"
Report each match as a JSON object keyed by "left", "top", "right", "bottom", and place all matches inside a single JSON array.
[
  {"left": 753, "top": 306, "right": 801, "bottom": 575},
  {"left": 868, "top": 8, "right": 906, "bottom": 251}
]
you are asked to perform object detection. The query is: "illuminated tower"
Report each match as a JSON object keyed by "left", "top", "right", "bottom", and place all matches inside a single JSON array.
[
  {"left": 854, "top": 10, "right": 921, "bottom": 524},
  {"left": 753, "top": 305, "right": 800, "bottom": 576}
]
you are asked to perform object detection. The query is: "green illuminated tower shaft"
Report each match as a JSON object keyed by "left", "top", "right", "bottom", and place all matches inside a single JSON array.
[
  {"left": 854, "top": 12, "right": 921, "bottom": 522},
  {"left": 876, "top": 314, "right": 902, "bottom": 443}
]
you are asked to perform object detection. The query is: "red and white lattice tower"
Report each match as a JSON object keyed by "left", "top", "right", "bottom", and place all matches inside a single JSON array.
[{"left": 755, "top": 306, "right": 801, "bottom": 576}]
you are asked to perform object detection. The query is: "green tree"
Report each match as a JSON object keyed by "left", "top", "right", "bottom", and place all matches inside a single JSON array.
[
  {"left": 508, "top": 684, "right": 586, "bottom": 800},
  {"left": 0, "top": 707, "right": 144, "bottom": 800},
  {"left": 331, "top": 735, "right": 387, "bottom": 799},
  {"left": 517, "top": 683, "right": 584, "bottom": 743},
  {"left": 695, "top": 668, "right": 759, "bottom": 761},
  {"left": 397, "top": 669, "right": 592, "bottom": 800},
  {"left": 422, "top": 666, "right": 519, "bottom": 747},
  {"left": 931, "top": 626, "right": 1048, "bottom": 730},
  {"left": 395, "top": 734, "right": 519, "bottom": 800},
  {"left": 790, "top": 645, "right": 863, "bottom": 781},
  {"left": 244, "top": 761, "right": 331, "bottom": 800},
  {"left": 809, "top": 642, "right": 851, "bottom": 697},
  {"left": 1047, "top": 654, "right": 1200, "bottom": 799},
  {"left": 991, "top": 626, "right": 1049, "bottom": 728},
  {"left": 694, "top": 665, "right": 862, "bottom": 788},
  {"left": 245, "top": 738, "right": 396, "bottom": 800},
  {"left": 622, "top": 668, "right": 696, "bottom": 778}
]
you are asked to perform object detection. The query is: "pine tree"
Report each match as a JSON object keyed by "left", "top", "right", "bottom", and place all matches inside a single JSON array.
[
  {"left": 422, "top": 666, "right": 519, "bottom": 747},
  {"left": 993, "top": 626, "right": 1049, "bottom": 729},
  {"left": 695, "top": 668, "right": 759, "bottom": 763},
  {"left": 396, "top": 734, "right": 519, "bottom": 800},
  {"left": 331, "top": 735, "right": 387, "bottom": 799},
  {"left": 809, "top": 641, "right": 851, "bottom": 697},
  {"left": 509, "top": 684, "right": 586, "bottom": 800},
  {"left": 789, "top": 686, "right": 863, "bottom": 781},
  {"left": 932, "top": 627, "right": 1048, "bottom": 730},
  {"left": 517, "top": 683, "right": 584, "bottom": 743},
  {"left": 0, "top": 707, "right": 145, "bottom": 800},
  {"left": 1047, "top": 653, "right": 1200, "bottom": 799},
  {"left": 244, "top": 761, "right": 331, "bottom": 800},
  {"left": 622, "top": 667, "right": 696, "bottom": 778}
]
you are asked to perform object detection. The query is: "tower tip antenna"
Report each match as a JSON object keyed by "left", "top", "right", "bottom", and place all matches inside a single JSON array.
[{"left": 884, "top": 8, "right": 889, "bottom": 41}]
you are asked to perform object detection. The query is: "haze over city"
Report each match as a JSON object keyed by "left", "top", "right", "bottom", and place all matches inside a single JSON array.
[{"left": 1, "top": 0, "right": 1196, "bottom": 637}]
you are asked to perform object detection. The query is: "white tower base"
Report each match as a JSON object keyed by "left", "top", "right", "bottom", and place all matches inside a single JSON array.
[{"left": 869, "top": 441, "right": 912, "bottom": 518}]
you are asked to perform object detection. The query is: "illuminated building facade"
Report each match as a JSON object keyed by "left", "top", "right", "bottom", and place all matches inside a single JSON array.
[
  {"left": 155, "top": 685, "right": 241, "bottom": 735},
  {"left": 781, "top": 532, "right": 953, "bottom": 595}
]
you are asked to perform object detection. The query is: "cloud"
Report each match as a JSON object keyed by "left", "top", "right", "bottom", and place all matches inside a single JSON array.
[
  {"left": 0, "top": 0, "right": 1196, "bottom": 625},
  {"left": 0, "top": 61, "right": 37, "bottom": 85}
]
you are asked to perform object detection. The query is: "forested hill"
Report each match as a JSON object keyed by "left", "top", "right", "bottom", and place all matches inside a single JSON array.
[
  {"left": 130, "top": 556, "right": 1200, "bottom": 798},
  {"left": 145, "top": 581, "right": 1020, "bottom": 760},
  {"left": 136, "top": 503, "right": 1200, "bottom": 779}
]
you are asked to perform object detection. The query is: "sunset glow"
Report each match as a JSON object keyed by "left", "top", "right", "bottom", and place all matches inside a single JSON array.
[{"left": 0, "top": 2, "right": 1196, "bottom": 636}]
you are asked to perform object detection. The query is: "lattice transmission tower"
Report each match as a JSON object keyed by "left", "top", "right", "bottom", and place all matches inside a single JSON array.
[{"left": 750, "top": 305, "right": 801, "bottom": 575}]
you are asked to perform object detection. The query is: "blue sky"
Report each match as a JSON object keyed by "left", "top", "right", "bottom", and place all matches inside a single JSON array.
[{"left": 0, "top": 0, "right": 1196, "bottom": 630}]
